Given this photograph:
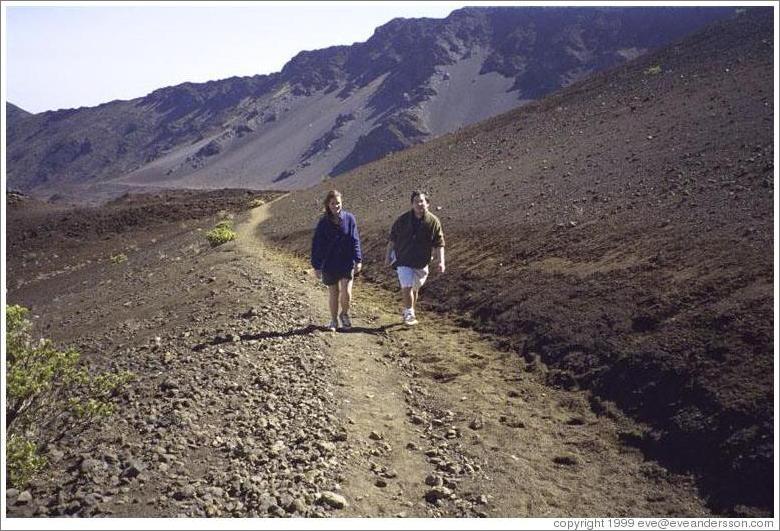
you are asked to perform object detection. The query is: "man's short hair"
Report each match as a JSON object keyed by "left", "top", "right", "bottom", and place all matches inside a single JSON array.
[{"left": 410, "top": 190, "right": 429, "bottom": 203}]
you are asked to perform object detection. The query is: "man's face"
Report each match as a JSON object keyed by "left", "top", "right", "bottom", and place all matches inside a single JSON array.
[{"left": 412, "top": 194, "right": 429, "bottom": 217}]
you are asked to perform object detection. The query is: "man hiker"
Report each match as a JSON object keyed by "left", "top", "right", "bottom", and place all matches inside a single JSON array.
[{"left": 385, "top": 190, "right": 445, "bottom": 326}]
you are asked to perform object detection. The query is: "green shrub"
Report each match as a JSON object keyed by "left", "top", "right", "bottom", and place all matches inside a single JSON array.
[
  {"left": 6, "top": 436, "right": 47, "bottom": 488},
  {"left": 206, "top": 219, "right": 237, "bottom": 246},
  {"left": 110, "top": 253, "right": 127, "bottom": 264},
  {"left": 644, "top": 65, "right": 662, "bottom": 76},
  {"left": 5, "top": 305, "right": 134, "bottom": 489}
]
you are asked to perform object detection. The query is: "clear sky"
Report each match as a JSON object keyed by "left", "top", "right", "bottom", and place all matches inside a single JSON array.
[{"left": 3, "top": 1, "right": 481, "bottom": 114}]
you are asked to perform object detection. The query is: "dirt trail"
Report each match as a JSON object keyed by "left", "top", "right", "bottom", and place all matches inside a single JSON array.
[
  {"left": 5, "top": 198, "right": 714, "bottom": 518},
  {"left": 237, "top": 204, "right": 711, "bottom": 517}
]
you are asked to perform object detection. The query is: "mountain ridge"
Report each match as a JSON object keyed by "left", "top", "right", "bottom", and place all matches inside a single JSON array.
[
  {"left": 7, "top": 6, "right": 736, "bottom": 202},
  {"left": 259, "top": 7, "right": 774, "bottom": 514}
]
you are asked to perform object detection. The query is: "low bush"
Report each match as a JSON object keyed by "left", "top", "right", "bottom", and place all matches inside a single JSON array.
[
  {"left": 206, "top": 219, "right": 237, "bottom": 246},
  {"left": 110, "top": 253, "right": 127, "bottom": 264},
  {"left": 5, "top": 305, "right": 134, "bottom": 488},
  {"left": 6, "top": 435, "right": 47, "bottom": 488}
]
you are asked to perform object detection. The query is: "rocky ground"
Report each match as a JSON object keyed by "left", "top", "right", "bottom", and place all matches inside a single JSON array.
[
  {"left": 5, "top": 193, "right": 712, "bottom": 518},
  {"left": 259, "top": 10, "right": 775, "bottom": 516},
  {"left": 4, "top": 11, "right": 775, "bottom": 519}
]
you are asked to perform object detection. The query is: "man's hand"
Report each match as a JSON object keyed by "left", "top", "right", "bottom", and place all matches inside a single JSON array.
[
  {"left": 314, "top": 269, "right": 322, "bottom": 280},
  {"left": 433, "top": 247, "right": 445, "bottom": 273},
  {"left": 355, "top": 262, "right": 363, "bottom": 276}
]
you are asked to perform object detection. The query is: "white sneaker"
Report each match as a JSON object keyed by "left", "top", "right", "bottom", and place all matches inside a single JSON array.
[
  {"left": 324, "top": 320, "right": 338, "bottom": 332},
  {"left": 402, "top": 310, "right": 418, "bottom": 326}
]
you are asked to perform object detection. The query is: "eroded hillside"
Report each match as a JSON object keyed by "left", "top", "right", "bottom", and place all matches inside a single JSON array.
[
  {"left": 7, "top": 7, "right": 734, "bottom": 202},
  {"left": 259, "top": 9, "right": 775, "bottom": 514}
]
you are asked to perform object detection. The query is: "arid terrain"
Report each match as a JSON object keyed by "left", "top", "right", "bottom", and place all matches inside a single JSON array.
[
  {"left": 6, "top": 191, "right": 713, "bottom": 518},
  {"left": 3, "top": 6, "right": 775, "bottom": 521},
  {"left": 260, "top": 9, "right": 775, "bottom": 515},
  {"left": 6, "top": 7, "right": 733, "bottom": 200}
]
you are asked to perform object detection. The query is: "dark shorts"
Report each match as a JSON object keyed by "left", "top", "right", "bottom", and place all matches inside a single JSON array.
[{"left": 322, "top": 269, "right": 354, "bottom": 286}]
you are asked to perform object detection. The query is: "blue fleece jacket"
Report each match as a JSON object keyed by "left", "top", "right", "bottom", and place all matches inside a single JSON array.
[{"left": 311, "top": 211, "right": 362, "bottom": 274}]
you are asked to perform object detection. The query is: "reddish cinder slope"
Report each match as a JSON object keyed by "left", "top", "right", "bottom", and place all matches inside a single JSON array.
[{"left": 261, "top": 10, "right": 775, "bottom": 514}]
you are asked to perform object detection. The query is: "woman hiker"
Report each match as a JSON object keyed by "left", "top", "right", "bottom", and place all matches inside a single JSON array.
[{"left": 311, "top": 190, "right": 363, "bottom": 331}]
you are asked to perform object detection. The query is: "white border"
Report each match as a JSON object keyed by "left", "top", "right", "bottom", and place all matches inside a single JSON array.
[{"left": 1, "top": 1, "right": 778, "bottom": 530}]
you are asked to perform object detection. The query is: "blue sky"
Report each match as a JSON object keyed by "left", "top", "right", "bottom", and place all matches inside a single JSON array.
[{"left": 4, "top": 1, "right": 479, "bottom": 113}]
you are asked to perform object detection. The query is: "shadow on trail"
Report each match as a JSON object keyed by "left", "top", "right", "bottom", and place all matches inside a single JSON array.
[
  {"left": 191, "top": 323, "right": 406, "bottom": 351},
  {"left": 192, "top": 325, "right": 318, "bottom": 351},
  {"left": 338, "top": 323, "right": 405, "bottom": 335}
]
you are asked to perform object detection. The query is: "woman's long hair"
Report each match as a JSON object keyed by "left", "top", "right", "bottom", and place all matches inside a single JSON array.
[{"left": 323, "top": 190, "right": 342, "bottom": 227}]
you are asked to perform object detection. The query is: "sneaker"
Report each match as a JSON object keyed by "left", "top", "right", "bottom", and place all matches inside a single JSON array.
[
  {"left": 339, "top": 313, "right": 352, "bottom": 329},
  {"left": 402, "top": 310, "right": 418, "bottom": 326},
  {"left": 324, "top": 320, "right": 338, "bottom": 332}
]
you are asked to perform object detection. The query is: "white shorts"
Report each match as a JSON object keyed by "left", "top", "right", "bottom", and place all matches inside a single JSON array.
[{"left": 397, "top": 266, "right": 429, "bottom": 290}]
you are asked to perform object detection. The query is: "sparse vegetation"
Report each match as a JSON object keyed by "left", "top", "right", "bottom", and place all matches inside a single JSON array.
[
  {"left": 249, "top": 198, "right": 266, "bottom": 208},
  {"left": 644, "top": 64, "right": 662, "bottom": 75},
  {"left": 110, "top": 253, "right": 128, "bottom": 264},
  {"left": 6, "top": 435, "right": 47, "bottom": 488},
  {"left": 206, "top": 219, "right": 237, "bottom": 247},
  {"left": 5, "top": 304, "right": 134, "bottom": 489}
]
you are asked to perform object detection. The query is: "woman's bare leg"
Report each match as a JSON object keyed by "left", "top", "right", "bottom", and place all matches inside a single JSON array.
[
  {"left": 339, "top": 278, "right": 353, "bottom": 315},
  {"left": 328, "top": 283, "right": 340, "bottom": 322}
]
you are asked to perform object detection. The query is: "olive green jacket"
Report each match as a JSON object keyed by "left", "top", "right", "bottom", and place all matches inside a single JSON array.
[{"left": 389, "top": 210, "right": 445, "bottom": 269}]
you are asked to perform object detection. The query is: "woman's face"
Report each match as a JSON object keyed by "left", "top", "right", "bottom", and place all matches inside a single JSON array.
[{"left": 328, "top": 196, "right": 342, "bottom": 215}]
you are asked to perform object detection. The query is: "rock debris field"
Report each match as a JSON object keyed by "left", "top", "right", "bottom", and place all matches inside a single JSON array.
[{"left": 6, "top": 193, "right": 712, "bottom": 518}]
